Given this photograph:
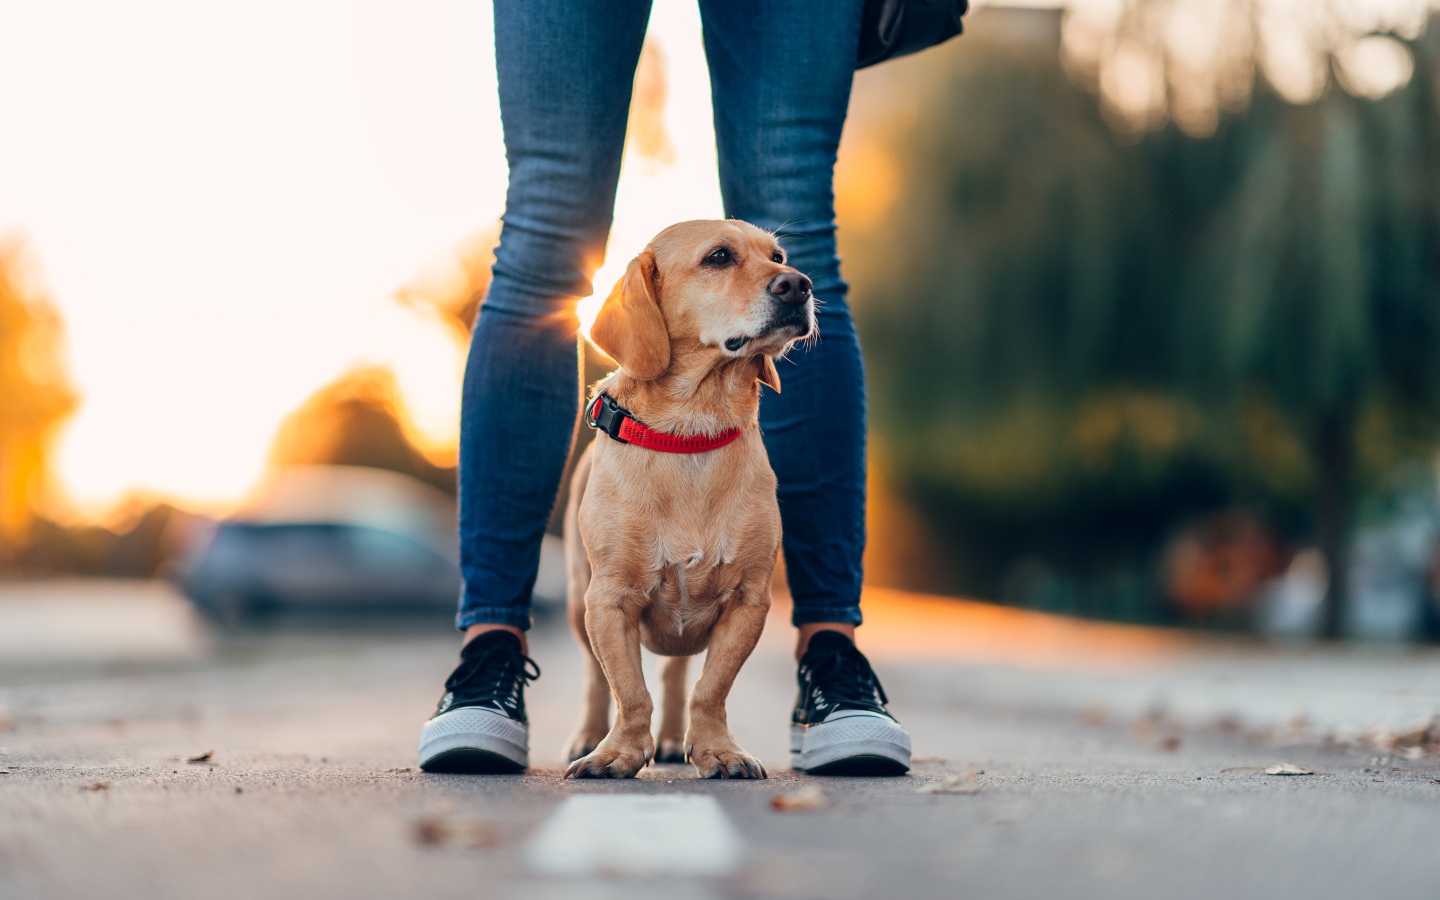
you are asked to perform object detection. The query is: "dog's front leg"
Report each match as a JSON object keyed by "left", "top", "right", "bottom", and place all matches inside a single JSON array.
[
  {"left": 565, "top": 584, "right": 654, "bottom": 779},
  {"left": 685, "top": 584, "right": 770, "bottom": 779}
]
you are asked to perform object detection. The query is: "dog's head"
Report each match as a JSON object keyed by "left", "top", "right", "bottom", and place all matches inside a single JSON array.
[{"left": 590, "top": 220, "right": 816, "bottom": 391}]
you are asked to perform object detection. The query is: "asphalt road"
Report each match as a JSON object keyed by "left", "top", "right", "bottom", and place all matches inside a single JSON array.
[{"left": 2, "top": 581, "right": 1438, "bottom": 899}]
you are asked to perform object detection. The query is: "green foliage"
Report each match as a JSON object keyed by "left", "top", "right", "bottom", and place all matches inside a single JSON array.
[
  {"left": 1169, "top": 51, "right": 1440, "bottom": 422},
  {"left": 847, "top": 20, "right": 1440, "bottom": 606}
]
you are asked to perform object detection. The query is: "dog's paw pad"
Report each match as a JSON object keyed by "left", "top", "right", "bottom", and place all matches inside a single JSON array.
[
  {"left": 564, "top": 745, "right": 651, "bottom": 780},
  {"left": 565, "top": 759, "right": 613, "bottom": 779},
  {"left": 693, "top": 748, "right": 767, "bottom": 780}
]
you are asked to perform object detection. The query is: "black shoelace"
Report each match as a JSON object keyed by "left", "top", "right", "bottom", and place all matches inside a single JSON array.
[
  {"left": 443, "top": 641, "right": 541, "bottom": 719},
  {"left": 803, "top": 643, "right": 889, "bottom": 710}
]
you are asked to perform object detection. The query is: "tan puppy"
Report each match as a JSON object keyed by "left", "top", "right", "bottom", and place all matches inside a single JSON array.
[{"left": 562, "top": 219, "right": 816, "bottom": 779}]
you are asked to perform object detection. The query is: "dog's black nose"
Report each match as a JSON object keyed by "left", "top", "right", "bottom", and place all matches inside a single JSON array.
[{"left": 768, "top": 272, "right": 812, "bottom": 305}]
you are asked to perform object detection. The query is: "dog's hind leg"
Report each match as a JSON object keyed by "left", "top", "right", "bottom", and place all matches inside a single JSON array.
[
  {"left": 563, "top": 595, "right": 613, "bottom": 763},
  {"left": 654, "top": 656, "right": 689, "bottom": 763},
  {"left": 561, "top": 447, "right": 611, "bottom": 763}
]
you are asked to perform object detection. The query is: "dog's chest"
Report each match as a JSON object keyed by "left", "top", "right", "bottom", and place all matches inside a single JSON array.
[
  {"left": 652, "top": 551, "right": 732, "bottom": 603},
  {"left": 581, "top": 437, "right": 779, "bottom": 575},
  {"left": 638, "top": 558, "right": 737, "bottom": 655},
  {"left": 581, "top": 439, "right": 779, "bottom": 657}
]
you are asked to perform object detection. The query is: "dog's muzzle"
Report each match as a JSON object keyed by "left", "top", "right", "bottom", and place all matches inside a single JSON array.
[
  {"left": 763, "top": 271, "right": 815, "bottom": 338},
  {"left": 768, "top": 271, "right": 813, "bottom": 306}
]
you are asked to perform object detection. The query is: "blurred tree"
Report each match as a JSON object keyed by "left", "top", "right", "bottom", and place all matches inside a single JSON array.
[
  {"left": 0, "top": 236, "right": 77, "bottom": 568},
  {"left": 1168, "top": 40, "right": 1440, "bottom": 636},
  {"left": 849, "top": 13, "right": 1232, "bottom": 613},
  {"left": 629, "top": 39, "right": 678, "bottom": 169},
  {"left": 843, "top": 9, "right": 1440, "bottom": 631},
  {"left": 268, "top": 366, "right": 457, "bottom": 497},
  {"left": 1062, "top": 0, "right": 1439, "bottom": 133},
  {"left": 17, "top": 502, "right": 187, "bottom": 578},
  {"left": 395, "top": 226, "right": 499, "bottom": 342}
]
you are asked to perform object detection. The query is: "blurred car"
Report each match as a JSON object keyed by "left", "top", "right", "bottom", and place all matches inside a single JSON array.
[{"left": 176, "top": 465, "right": 565, "bottom": 622}]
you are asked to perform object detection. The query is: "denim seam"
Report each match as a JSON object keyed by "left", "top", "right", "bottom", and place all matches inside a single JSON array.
[
  {"left": 456, "top": 606, "right": 533, "bottom": 632},
  {"left": 789, "top": 604, "right": 864, "bottom": 627}
]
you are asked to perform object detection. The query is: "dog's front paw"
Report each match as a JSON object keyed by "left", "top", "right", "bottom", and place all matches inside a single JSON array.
[
  {"left": 562, "top": 730, "right": 607, "bottom": 764},
  {"left": 689, "top": 743, "right": 767, "bottom": 780},
  {"left": 564, "top": 736, "right": 653, "bottom": 779},
  {"left": 654, "top": 734, "right": 687, "bottom": 764}
]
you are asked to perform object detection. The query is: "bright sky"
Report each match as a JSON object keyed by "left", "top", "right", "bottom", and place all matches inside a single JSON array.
[{"left": 0, "top": 0, "right": 724, "bottom": 515}]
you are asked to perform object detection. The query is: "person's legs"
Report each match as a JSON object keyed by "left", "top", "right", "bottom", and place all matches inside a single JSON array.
[
  {"left": 456, "top": 0, "right": 653, "bottom": 636},
  {"left": 699, "top": 0, "right": 867, "bottom": 636},
  {"left": 700, "top": 0, "right": 911, "bottom": 774},
  {"left": 420, "top": 0, "right": 653, "bottom": 773}
]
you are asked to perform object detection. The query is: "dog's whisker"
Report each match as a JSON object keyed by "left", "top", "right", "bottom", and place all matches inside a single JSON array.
[
  {"left": 772, "top": 218, "right": 819, "bottom": 241},
  {"left": 767, "top": 218, "right": 796, "bottom": 240}
]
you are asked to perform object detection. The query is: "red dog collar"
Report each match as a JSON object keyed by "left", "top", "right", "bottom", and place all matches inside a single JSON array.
[{"left": 586, "top": 393, "right": 743, "bottom": 454}]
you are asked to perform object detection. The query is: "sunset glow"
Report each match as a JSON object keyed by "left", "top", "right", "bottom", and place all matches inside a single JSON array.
[{"left": 0, "top": 0, "right": 722, "bottom": 516}]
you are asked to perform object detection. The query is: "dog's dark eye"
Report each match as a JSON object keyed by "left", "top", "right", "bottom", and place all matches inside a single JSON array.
[
  {"left": 771, "top": 251, "right": 785, "bottom": 264},
  {"left": 703, "top": 247, "right": 733, "bottom": 267}
]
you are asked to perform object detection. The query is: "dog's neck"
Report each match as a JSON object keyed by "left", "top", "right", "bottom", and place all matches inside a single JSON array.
[{"left": 598, "top": 352, "right": 768, "bottom": 438}]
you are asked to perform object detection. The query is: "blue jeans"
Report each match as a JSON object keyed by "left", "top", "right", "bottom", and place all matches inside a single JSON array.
[{"left": 457, "top": 0, "right": 867, "bottom": 631}]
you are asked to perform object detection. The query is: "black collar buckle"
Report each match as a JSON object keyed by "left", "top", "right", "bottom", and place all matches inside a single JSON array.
[{"left": 585, "top": 393, "right": 631, "bottom": 444}]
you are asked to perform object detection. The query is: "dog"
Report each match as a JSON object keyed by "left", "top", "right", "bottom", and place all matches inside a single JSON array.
[{"left": 562, "top": 219, "right": 816, "bottom": 779}]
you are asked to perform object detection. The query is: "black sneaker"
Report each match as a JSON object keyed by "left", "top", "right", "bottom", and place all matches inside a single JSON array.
[
  {"left": 790, "top": 630, "right": 911, "bottom": 775},
  {"left": 417, "top": 630, "right": 540, "bottom": 773}
]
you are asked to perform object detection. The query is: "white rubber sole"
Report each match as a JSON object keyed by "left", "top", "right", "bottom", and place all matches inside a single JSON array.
[
  {"left": 790, "top": 710, "right": 912, "bottom": 775},
  {"left": 418, "top": 706, "right": 529, "bottom": 773}
]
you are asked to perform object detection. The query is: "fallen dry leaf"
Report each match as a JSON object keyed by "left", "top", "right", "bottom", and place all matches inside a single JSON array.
[
  {"left": 186, "top": 751, "right": 214, "bottom": 764},
  {"left": 771, "top": 785, "right": 828, "bottom": 811},
  {"left": 1387, "top": 719, "right": 1439, "bottom": 757},
  {"left": 80, "top": 782, "right": 110, "bottom": 791},
  {"left": 1393, "top": 726, "right": 1428, "bottom": 748},
  {"left": 916, "top": 766, "right": 981, "bottom": 795},
  {"left": 413, "top": 818, "right": 447, "bottom": 846},
  {"left": 1265, "top": 763, "right": 1321, "bottom": 776},
  {"left": 1160, "top": 736, "right": 1182, "bottom": 753},
  {"left": 1220, "top": 762, "right": 1328, "bottom": 776},
  {"left": 412, "top": 815, "right": 500, "bottom": 849}
]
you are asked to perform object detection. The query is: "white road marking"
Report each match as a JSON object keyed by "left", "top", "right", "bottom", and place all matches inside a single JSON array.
[
  {"left": 514, "top": 885, "right": 722, "bottom": 900},
  {"left": 524, "top": 794, "right": 742, "bottom": 878}
]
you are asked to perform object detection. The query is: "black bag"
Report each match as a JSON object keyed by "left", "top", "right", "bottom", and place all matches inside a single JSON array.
[{"left": 856, "top": 0, "right": 968, "bottom": 69}]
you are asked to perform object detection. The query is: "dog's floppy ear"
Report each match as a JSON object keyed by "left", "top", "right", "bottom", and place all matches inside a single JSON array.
[
  {"left": 756, "top": 356, "right": 781, "bottom": 393},
  {"left": 590, "top": 250, "right": 670, "bottom": 380}
]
